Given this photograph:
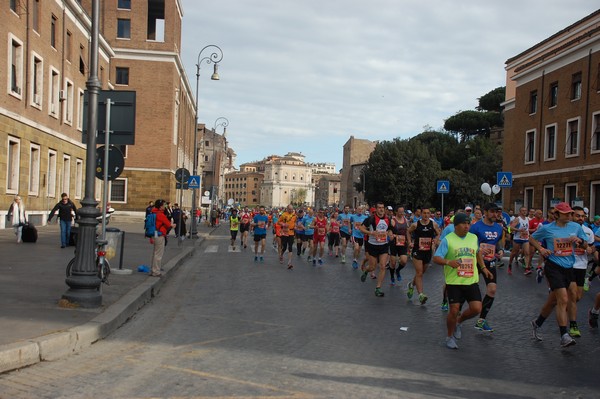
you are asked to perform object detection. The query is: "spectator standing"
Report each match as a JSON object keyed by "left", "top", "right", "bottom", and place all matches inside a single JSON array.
[
  {"left": 7, "top": 195, "right": 27, "bottom": 243},
  {"left": 48, "top": 193, "right": 78, "bottom": 248},
  {"left": 150, "top": 199, "right": 171, "bottom": 277}
]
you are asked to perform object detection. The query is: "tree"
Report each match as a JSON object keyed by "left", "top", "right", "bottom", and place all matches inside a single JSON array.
[
  {"left": 412, "top": 130, "right": 461, "bottom": 170},
  {"left": 477, "top": 86, "right": 505, "bottom": 112}
]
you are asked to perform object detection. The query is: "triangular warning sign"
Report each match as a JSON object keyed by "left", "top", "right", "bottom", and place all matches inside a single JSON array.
[
  {"left": 439, "top": 183, "right": 447, "bottom": 191},
  {"left": 188, "top": 177, "right": 199, "bottom": 188},
  {"left": 499, "top": 176, "right": 510, "bottom": 185}
]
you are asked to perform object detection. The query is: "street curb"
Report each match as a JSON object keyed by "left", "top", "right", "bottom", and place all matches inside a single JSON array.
[{"left": 0, "top": 233, "right": 209, "bottom": 374}]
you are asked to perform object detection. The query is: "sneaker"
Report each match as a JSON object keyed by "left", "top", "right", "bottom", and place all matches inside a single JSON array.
[
  {"left": 475, "top": 318, "right": 494, "bottom": 332},
  {"left": 313, "top": 259, "right": 317, "bottom": 267},
  {"left": 232, "top": 246, "right": 236, "bottom": 251},
  {"left": 441, "top": 301, "right": 449, "bottom": 312},
  {"left": 361, "top": 271, "right": 368, "bottom": 282},
  {"left": 370, "top": 272, "right": 376, "bottom": 279},
  {"left": 418, "top": 293, "right": 428, "bottom": 305},
  {"left": 279, "top": 255, "right": 283, "bottom": 264},
  {"left": 287, "top": 263, "right": 293, "bottom": 270},
  {"left": 569, "top": 325, "right": 581, "bottom": 338},
  {"left": 507, "top": 266, "right": 512, "bottom": 276},
  {"left": 329, "top": 251, "right": 333, "bottom": 256},
  {"left": 524, "top": 268, "right": 532, "bottom": 276},
  {"left": 260, "top": 256, "right": 264, "bottom": 263},
  {"left": 531, "top": 320, "right": 543, "bottom": 341},
  {"left": 375, "top": 287, "right": 385, "bottom": 297},
  {"left": 390, "top": 277, "right": 396, "bottom": 286},
  {"left": 318, "top": 258, "right": 324, "bottom": 265},
  {"left": 589, "top": 309, "right": 599, "bottom": 328},
  {"left": 536, "top": 267, "right": 544, "bottom": 283},
  {"left": 352, "top": 259, "right": 358, "bottom": 269},
  {"left": 406, "top": 282, "right": 414, "bottom": 299},
  {"left": 560, "top": 333, "right": 576, "bottom": 347},
  {"left": 254, "top": 256, "right": 258, "bottom": 262},
  {"left": 583, "top": 279, "right": 590, "bottom": 292},
  {"left": 307, "top": 255, "right": 312, "bottom": 262},
  {"left": 453, "top": 324, "right": 462, "bottom": 340},
  {"left": 342, "top": 255, "right": 346, "bottom": 264},
  {"left": 445, "top": 336, "right": 459, "bottom": 349},
  {"left": 302, "top": 248, "right": 306, "bottom": 255}
]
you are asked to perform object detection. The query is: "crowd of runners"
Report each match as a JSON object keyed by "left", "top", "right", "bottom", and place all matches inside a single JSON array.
[{"left": 225, "top": 202, "right": 600, "bottom": 349}]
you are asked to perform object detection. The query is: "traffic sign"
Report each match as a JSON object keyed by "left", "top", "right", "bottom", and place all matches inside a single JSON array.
[
  {"left": 176, "top": 182, "right": 189, "bottom": 190},
  {"left": 436, "top": 180, "right": 450, "bottom": 194},
  {"left": 95, "top": 145, "right": 125, "bottom": 180},
  {"left": 497, "top": 172, "right": 513, "bottom": 188},
  {"left": 175, "top": 168, "right": 190, "bottom": 183},
  {"left": 188, "top": 175, "right": 201, "bottom": 189}
]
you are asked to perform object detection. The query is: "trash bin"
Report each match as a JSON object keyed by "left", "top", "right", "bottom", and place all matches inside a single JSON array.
[{"left": 104, "top": 227, "right": 122, "bottom": 262}]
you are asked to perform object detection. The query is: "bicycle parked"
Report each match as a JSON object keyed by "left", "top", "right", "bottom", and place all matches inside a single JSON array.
[{"left": 66, "top": 239, "right": 111, "bottom": 287}]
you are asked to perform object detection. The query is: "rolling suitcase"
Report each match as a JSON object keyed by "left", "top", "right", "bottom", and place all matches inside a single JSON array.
[{"left": 21, "top": 223, "right": 38, "bottom": 243}]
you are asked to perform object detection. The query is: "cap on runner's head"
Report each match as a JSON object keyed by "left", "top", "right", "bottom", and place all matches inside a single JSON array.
[
  {"left": 453, "top": 213, "right": 470, "bottom": 226},
  {"left": 554, "top": 202, "right": 573, "bottom": 214},
  {"left": 595, "top": 215, "right": 600, "bottom": 221},
  {"left": 465, "top": 206, "right": 473, "bottom": 211}
]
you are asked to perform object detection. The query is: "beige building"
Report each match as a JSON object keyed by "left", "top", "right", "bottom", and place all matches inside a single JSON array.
[
  {"left": 340, "top": 136, "right": 376, "bottom": 209},
  {"left": 259, "top": 153, "right": 314, "bottom": 208},
  {"left": 223, "top": 171, "right": 263, "bottom": 208},
  {"left": 502, "top": 10, "right": 600, "bottom": 215},
  {"left": 1, "top": 0, "right": 197, "bottom": 226}
]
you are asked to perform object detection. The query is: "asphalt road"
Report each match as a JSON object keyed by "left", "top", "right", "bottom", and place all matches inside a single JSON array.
[{"left": 1, "top": 229, "right": 599, "bottom": 398}]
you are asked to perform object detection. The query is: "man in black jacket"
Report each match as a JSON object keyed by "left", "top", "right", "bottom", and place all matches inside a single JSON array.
[{"left": 48, "top": 193, "right": 78, "bottom": 248}]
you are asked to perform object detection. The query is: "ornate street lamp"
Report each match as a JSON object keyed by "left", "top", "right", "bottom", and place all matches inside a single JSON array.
[
  {"left": 191, "top": 45, "right": 223, "bottom": 237},
  {"left": 212, "top": 117, "right": 229, "bottom": 210}
]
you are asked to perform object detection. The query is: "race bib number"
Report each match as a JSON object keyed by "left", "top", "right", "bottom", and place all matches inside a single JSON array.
[
  {"left": 231, "top": 222, "right": 239, "bottom": 229},
  {"left": 354, "top": 222, "right": 362, "bottom": 230},
  {"left": 480, "top": 243, "right": 495, "bottom": 262},
  {"left": 332, "top": 225, "right": 340, "bottom": 233},
  {"left": 375, "top": 231, "right": 387, "bottom": 243},
  {"left": 257, "top": 221, "right": 265, "bottom": 229},
  {"left": 457, "top": 258, "right": 475, "bottom": 278},
  {"left": 317, "top": 227, "right": 326, "bottom": 235},
  {"left": 396, "top": 235, "right": 406, "bottom": 246},
  {"left": 518, "top": 230, "right": 529, "bottom": 240},
  {"left": 553, "top": 237, "right": 573, "bottom": 256},
  {"left": 343, "top": 219, "right": 350, "bottom": 226},
  {"left": 418, "top": 237, "right": 432, "bottom": 251},
  {"left": 282, "top": 225, "right": 289, "bottom": 234}
]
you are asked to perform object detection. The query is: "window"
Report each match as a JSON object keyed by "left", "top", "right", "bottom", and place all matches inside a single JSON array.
[
  {"left": 9, "top": 36, "right": 23, "bottom": 96},
  {"left": 77, "top": 89, "right": 84, "bottom": 130},
  {"left": 117, "top": 0, "right": 131, "bottom": 9},
  {"left": 205, "top": 140, "right": 210, "bottom": 147},
  {"left": 115, "top": 67, "right": 129, "bottom": 85},
  {"left": 566, "top": 119, "right": 579, "bottom": 157},
  {"left": 524, "top": 187, "right": 534, "bottom": 211},
  {"left": 29, "top": 144, "right": 40, "bottom": 195},
  {"left": 565, "top": 184, "right": 577, "bottom": 206},
  {"left": 75, "top": 159, "right": 83, "bottom": 199},
  {"left": 204, "top": 155, "right": 209, "bottom": 162},
  {"left": 529, "top": 90, "right": 537, "bottom": 114},
  {"left": 571, "top": 72, "right": 582, "bottom": 100},
  {"left": 525, "top": 130, "right": 535, "bottom": 164},
  {"left": 47, "top": 150, "right": 57, "bottom": 198},
  {"left": 49, "top": 67, "right": 59, "bottom": 116},
  {"left": 7, "top": 137, "right": 20, "bottom": 193},
  {"left": 10, "top": 0, "right": 18, "bottom": 13},
  {"left": 543, "top": 186, "right": 554, "bottom": 216},
  {"left": 592, "top": 113, "right": 600, "bottom": 153},
  {"left": 62, "top": 155, "right": 71, "bottom": 195},
  {"left": 31, "top": 54, "right": 43, "bottom": 107},
  {"left": 32, "top": 0, "right": 39, "bottom": 32},
  {"left": 117, "top": 19, "right": 131, "bottom": 39},
  {"left": 147, "top": 0, "right": 165, "bottom": 42},
  {"left": 66, "top": 31, "right": 72, "bottom": 62},
  {"left": 79, "top": 44, "right": 86, "bottom": 74},
  {"left": 549, "top": 82, "right": 558, "bottom": 107},
  {"left": 51, "top": 15, "right": 57, "bottom": 48},
  {"left": 63, "top": 80, "right": 74, "bottom": 124},
  {"left": 544, "top": 124, "right": 556, "bottom": 161}
]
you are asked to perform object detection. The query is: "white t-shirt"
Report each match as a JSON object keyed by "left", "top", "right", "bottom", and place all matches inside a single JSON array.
[{"left": 574, "top": 224, "right": 595, "bottom": 270}]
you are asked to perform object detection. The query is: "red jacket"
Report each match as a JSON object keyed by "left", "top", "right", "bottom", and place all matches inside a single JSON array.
[{"left": 153, "top": 207, "right": 171, "bottom": 236}]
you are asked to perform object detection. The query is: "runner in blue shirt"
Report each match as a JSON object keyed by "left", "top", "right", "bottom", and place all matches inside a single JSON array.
[
  {"left": 252, "top": 206, "right": 269, "bottom": 262},
  {"left": 302, "top": 209, "right": 316, "bottom": 262},
  {"left": 338, "top": 205, "right": 353, "bottom": 264},
  {"left": 350, "top": 207, "right": 368, "bottom": 269}
]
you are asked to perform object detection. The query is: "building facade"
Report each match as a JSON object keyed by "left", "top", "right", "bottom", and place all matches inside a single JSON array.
[
  {"left": 340, "top": 136, "right": 376, "bottom": 209},
  {"left": 223, "top": 171, "right": 263, "bottom": 208},
  {"left": 502, "top": 10, "right": 600, "bottom": 216},
  {"left": 259, "top": 153, "right": 313, "bottom": 208},
  {"left": 313, "top": 173, "right": 341, "bottom": 209}
]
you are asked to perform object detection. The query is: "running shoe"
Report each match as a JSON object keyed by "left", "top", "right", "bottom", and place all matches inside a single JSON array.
[
  {"left": 445, "top": 336, "right": 459, "bottom": 349},
  {"left": 560, "top": 333, "right": 576, "bottom": 347},
  {"left": 396, "top": 273, "right": 402, "bottom": 283},
  {"left": 536, "top": 267, "right": 544, "bottom": 283},
  {"left": 341, "top": 255, "right": 346, "bottom": 264},
  {"left": 390, "top": 277, "right": 396, "bottom": 286},
  {"left": 441, "top": 301, "right": 449, "bottom": 312},
  {"left": 475, "top": 318, "right": 494, "bottom": 332},
  {"left": 302, "top": 248, "right": 306, "bottom": 255},
  {"left": 232, "top": 246, "right": 236, "bottom": 251},
  {"left": 329, "top": 251, "right": 333, "bottom": 256},
  {"left": 313, "top": 259, "right": 317, "bottom": 267},
  {"left": 524, "top": 267, "right": 532, "bottom": 276},
  {"left": 307, "top": 255, "right": 312, "bottom": 262},
  {"left": 260, "top": 256, "right": 264, "bottom": 263},
  {"left": 583, "top": 279, "right": 590, "bottom": 292},
  {"left": 531, "top": 320, "right": 543, "bottom": 341},
  {"left": 507, "top": 266, "right": 512, "bottom": 276},
  {"left": 352, "top": 259, "right": 359, "bottom": 269},
  {"left": 375, "top": 287, "right": 385, "bottom": 297},
  {"left": 406, "top": 282, "right": 414, "bottom": 299},
  {"left": 569, "top": 325, "right": 581, "bottom": 338},
  {"left": 370, "top": 272, "right": 377, "bottom": 279},
  {"left": 318, "top": 258, "right": 324, "bottom": 265},
  {"left": 453, "top": 324, "right": 462, "bottom": 339},
  {"left": 361, "top": 270, "right": 368, "bottom": 282},
  {"left": 418, "top": 293, "right": 428, "bottom": 305},
  {"left": 287, "top": 263, "right": 293, "bottom": 270},
  {"left": 279, "top": 255, "right": 283, "bottom": 264},
  {"left": 589, "top": 309, "right": 599, "bottom": 328},
  {"left": 254, "top": 256, "right": 258, "bottom": 262}
]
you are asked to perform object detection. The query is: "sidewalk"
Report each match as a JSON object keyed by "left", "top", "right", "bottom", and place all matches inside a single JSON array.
[{"left": 0, "top": 216, "right": 214, "bottom": 374}]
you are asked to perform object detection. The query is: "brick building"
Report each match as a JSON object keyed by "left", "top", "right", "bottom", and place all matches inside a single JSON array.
[
  {"left": 340, "top": 136, "right": 376, "bottom": 209},
  {"left": 1, "top": 0, "right": 197, "bottom": 226},
  {"left": 502, "top": 10, "right": 600, "bottom": 215}
]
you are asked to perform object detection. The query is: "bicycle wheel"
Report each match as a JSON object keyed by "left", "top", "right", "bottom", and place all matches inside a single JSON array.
[
  {"left": 98, "top": 259, "right": 111, "bottom": 285},
  {"left": 66, "top": 258, "right": 75, "bottom": 277}
]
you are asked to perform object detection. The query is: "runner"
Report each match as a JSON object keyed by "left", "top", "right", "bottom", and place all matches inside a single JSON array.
[
  {"left": 328, "top": 211, "right": 341, "bottom": 258},
  {"left": 252, "top": 206, "right": 269, "bottom": 262},
  {"left": 302, "top": 209, "right": 315, "bottom": 262},
  {"left": 272, "top": 210, "right": 282, "bottom": 252},
  {"left": 527, "top": 209, "right": 544, "bottom": 272},
  {"left": 433, "top": 212, "right": 494, "bottom": 349},
  {"left": 359, "top": 202, "right": 392, "bottom": 297},
  {"left": 529, "top": 202, "right": 589, "bottom": 347},
  {"left": 350, "top": 206, "right": 368, "bottom": 269},
  {"left": 389, "top": 206, "right": 410, "bottom": 285},
  {"left": 295, "top": 209, "right": 305, "bottom": 257},
  {"left": 407, "top": 208, "right": 440, "bottom": 305},
  {"left": 509, "top": 206, "right": 531, "bottom": 275},
  {"left": 311, "top": 209, "right": 328, "bottom": 266},
  {"left": 239, "top": 207, "right": 252, "bottom": 249},
  {"left": 469, "top": 203, "right": 504, "bottom": 332},
  {"left": 229, "top": 209, "right": 240, "bottom": 250},
  {"left": 278, "top": 204, "right": 297, "bottom": 269},
  {"left": 338, "top": 205, "right": 353, "bottom": 264}
]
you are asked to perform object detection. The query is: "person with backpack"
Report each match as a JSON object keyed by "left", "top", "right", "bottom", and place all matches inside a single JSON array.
[
  {"left": 147, "top": 199, "right": 171, "bottom": 277},
  {"left": 48, "top": 193, "right": 78, "bottom": 248}
]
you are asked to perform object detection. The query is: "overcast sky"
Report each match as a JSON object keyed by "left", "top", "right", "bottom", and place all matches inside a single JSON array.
[{"left": 180, "top": 1, "right": 598, "bottom": 171}]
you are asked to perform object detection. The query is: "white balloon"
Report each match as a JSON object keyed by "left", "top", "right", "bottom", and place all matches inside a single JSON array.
[
  {"left": 481, "top": 183, "right": 492, "bottom": 195},
  {"left": 492, "top": 184, "right": 501, "bottom": 194}
]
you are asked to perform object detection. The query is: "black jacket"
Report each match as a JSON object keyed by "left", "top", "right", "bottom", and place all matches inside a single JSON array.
[{"left": 48, "top": 200, "right": 77, "bottom": 222}]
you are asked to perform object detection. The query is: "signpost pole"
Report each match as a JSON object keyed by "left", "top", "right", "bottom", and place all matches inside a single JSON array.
[
  {"left": 101, "top": 99, "right": 112, "bottom": 242},
  {"left": 441, "top": 193, "right": 444, "bottom": 221}
]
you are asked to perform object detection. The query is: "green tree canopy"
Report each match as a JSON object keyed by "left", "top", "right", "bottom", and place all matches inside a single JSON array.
[{"left": 477, "top": 86, "right": 505, "bottom": 112}]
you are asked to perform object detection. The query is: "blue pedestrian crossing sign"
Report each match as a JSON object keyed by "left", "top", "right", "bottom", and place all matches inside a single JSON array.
[
  {"left": 188, "top": 175, "right": 201, "bottom": 189},
  {"left": 497, "top": 172, "right": 513, "bottom": 188},
  {"left": 437, "top": 180, "right": 450, "bottom": 194}
]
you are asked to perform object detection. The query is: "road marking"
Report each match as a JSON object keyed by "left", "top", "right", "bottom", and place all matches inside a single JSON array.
[{"left": 204, "top": 245, "right": 219, "bottom": 253}]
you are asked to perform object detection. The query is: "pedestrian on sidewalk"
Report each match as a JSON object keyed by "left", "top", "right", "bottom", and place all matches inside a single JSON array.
[
  {"left": 47, "top": 193, "right": 78, "bottom": 248},
  {"left": 7, "top": 195, "right": 27, "bottom": 243},
  {"left": 150, "top": 199, "right": 171, "bottom": 277}
]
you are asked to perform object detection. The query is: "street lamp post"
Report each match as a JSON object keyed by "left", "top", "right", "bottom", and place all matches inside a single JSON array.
[
  {"left": 212, "top": 117, "right": 229, "bottom": 211},
  {"left": 191, "top": 45, "right": 223, "bottom": 238}
]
